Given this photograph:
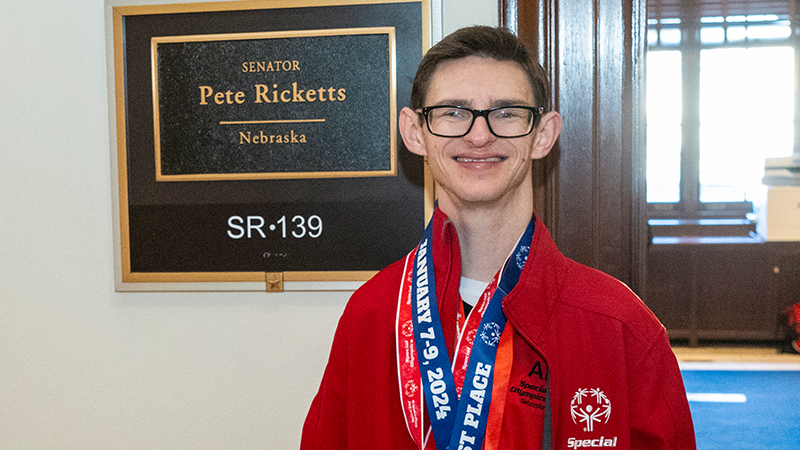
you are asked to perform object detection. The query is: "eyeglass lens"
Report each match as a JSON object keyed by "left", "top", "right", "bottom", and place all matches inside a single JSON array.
[{"left": 426, "top": 106, "right": 536, "bottom": 138}]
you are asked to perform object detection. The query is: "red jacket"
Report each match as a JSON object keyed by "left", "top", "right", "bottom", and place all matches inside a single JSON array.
[{"left": 302, "top": 211, "right": 696, "bottom": 449}]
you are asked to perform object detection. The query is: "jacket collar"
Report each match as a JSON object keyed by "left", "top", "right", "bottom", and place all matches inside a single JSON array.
[
  {"left": 501, "top": 215, "right": 565, "bottom": 347},
  {"left": 429, "top": 208, "right": 462, "bottom": 359},
  {"left": 429, "top": 209, "right": 564, "bottom": 352}
]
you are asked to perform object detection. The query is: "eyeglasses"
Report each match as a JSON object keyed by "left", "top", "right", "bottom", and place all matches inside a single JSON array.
[{"left": 419, "top": 105, "right": 544, "bottom": 138}]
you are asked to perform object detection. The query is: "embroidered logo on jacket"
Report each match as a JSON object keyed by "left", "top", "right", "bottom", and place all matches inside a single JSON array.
[{"left": 570, "top": 388, "right": 612, "bottom": 432}]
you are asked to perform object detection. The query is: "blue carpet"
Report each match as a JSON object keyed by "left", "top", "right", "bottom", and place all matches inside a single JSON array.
[{"left": 681, "top": 370, "right": 800, "bottom": 450}]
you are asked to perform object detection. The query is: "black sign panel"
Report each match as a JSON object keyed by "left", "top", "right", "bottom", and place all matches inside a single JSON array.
[
  {"left": 154, "top": 29, "right": 396, "bottom": 179},
  {"left": 112, "top": 1, "right": 430, "bottom": 288}
]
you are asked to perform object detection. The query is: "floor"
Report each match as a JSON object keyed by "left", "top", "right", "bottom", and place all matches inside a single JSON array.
[
  {"left": 674, "top": 345, "right": 800, "bottom": 450},
  {"left": 673, "top": 345, "right": 800, "bottom": 369}
]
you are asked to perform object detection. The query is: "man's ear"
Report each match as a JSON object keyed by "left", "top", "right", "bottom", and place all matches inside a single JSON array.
[
  {"left": 530, "top": 111, "right": 562, "bottom": 160},
  {"left": 399, "top": 107, "right": 428, "bottom": 157}
]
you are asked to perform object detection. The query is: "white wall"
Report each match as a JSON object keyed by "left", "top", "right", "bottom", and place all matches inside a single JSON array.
[
  {"left": 0, "top": 1, "right": 495, "bottom": 448},
  {"left": 442, "top": 0, "right": 498, "bottom": 34}
]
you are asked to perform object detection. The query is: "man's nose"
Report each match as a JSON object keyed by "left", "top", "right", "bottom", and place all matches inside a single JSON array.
[{"left": 464, "top": 116, "right": 495, "bottom": 146}]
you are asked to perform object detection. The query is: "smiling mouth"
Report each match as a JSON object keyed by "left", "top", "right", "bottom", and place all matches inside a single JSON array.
[{"left": 454, "top": 156, "right": 506, "bottom": 162}]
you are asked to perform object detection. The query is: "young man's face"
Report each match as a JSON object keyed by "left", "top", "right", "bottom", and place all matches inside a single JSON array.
[{"left": 404, "top": 56, "right": 552, "bottom": 208}]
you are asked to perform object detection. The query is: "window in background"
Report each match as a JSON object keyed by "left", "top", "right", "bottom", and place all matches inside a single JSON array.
[
  {"left": 646, "top": 2, "right": 797, "bottom": 219},
  {"left": 646, "top": 50, "right": 682, "bottom": 203},
  {"left": 698, "top": 46, "right": 794, "bottom": 203}
]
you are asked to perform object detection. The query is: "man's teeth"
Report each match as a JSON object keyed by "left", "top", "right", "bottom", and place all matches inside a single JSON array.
[{"left": 455, "top": 157, "right": 503, "bottom": 162}]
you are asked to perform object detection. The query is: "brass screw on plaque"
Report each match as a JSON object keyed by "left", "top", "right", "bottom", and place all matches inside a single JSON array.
[{"left": 266, "top": 272, "right": 284, "bottom": 292}]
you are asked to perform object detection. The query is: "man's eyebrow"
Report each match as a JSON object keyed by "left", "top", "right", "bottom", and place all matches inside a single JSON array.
[
  {"left": 428, "top": 98, "right": 471, "bottom": 107},
  {"left": 491, "top": 98, "right": 532, "bottom": 107},
  {"left": 427, "top": 98, "right": 533, "bottom": 108}
]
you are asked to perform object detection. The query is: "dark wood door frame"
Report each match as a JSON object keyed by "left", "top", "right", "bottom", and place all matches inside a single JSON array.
[{"left": 499, "top": 0, "right": 649, "bottom": 296}]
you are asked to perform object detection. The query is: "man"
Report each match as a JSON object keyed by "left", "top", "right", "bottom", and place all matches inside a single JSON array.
[{"left": 301, "top": 26, "right": 695, "bottom": 450}]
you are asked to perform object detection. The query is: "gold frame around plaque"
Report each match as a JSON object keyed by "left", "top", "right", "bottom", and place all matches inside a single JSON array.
[
  {"left": 151, "top": 27, "right": 398, "bottom": 182},
  {"left": 112, "top": 0, "right": 434, "bottom": 289}
]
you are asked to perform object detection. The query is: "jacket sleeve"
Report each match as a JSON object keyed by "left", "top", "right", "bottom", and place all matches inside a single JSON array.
[
  {"left": 301, "top": 317, "right": 349, "bottom": 450},
  {"left": 628, "top": 328, "right": 696, "bottom": 450}
]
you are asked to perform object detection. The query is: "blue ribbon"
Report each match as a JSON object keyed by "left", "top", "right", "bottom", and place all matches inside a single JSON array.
[{"left": 412, "top": 216, "right": 534, "bottom": 450}]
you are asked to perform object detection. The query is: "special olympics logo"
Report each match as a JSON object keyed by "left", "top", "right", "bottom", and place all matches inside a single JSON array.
[
  {"left": 480, "top": 322, "right": 502, "bottom": 347},
  {"left": 404, "top": 380, "right": 419, "bottom": 398},
  {"left": 402, "top": 320, "right": 414, "bottom": 338},
  {"left": 570, "top": 388, "right": 612, "bottom": 432},
  {"left": 465, "top": 328, "right": 477, "bottom": 345},
  {"left": 516, "top": 246, "right": 530, "bottom": 269}
]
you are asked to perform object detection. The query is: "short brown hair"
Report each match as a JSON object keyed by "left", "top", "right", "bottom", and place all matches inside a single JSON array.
[{"left": 409, "top": 26, "right": 550, "bottom": 112}]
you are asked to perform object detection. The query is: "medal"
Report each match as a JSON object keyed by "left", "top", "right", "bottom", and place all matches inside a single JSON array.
[{"left": 396, "top": 211, "right": 533, "bottom": 449}]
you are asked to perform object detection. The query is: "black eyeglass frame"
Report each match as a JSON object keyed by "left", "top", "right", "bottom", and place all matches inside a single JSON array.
[{"left": 418, "top": 105, "right": 545, "bottom": 138}]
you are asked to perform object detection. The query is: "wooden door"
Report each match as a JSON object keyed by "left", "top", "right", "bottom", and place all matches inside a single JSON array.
[{"left": 500, "top": 0, "right": 648, "bottom": 294}]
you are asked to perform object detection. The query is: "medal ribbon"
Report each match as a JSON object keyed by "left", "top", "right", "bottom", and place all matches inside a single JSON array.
[{"left": 397, "top": 215, "right": 533, "bottom": 450}]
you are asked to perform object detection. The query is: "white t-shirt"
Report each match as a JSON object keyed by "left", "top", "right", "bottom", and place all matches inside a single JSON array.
[{"left": 459, "top": 276, "right": 489, "bottom": 308}]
